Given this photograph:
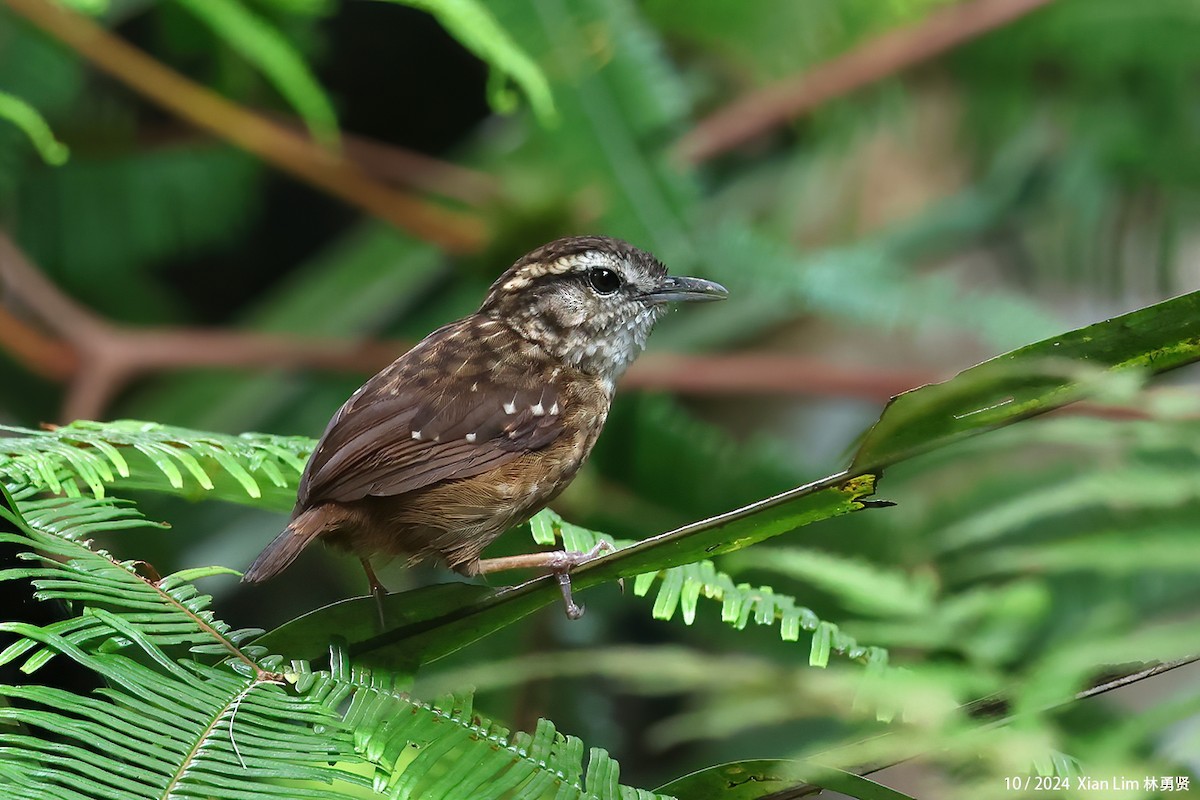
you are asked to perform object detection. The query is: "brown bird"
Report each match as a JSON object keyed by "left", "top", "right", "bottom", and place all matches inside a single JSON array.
[{"left": 243, "top": 235, "right": 727, "bottom": 619}]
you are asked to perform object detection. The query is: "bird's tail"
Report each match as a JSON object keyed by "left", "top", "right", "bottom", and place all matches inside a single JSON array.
[{"left": 242, "top": 505, "right": 345, "bottom": 583}]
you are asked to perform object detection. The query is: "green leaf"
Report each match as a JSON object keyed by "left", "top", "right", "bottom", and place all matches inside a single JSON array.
[
  {"left": 171, "top": 0, "right": 339, "bottom": 146},
  {"left": 655, "top": 759, "right": 916, "bottom": 800},
  {"left": 374, "top": 0, "right": 557, "bottom": 125},
  {"left": 853, "top": 289, "right": 1200, "bottom": 471},
  {"left": 254, "top": 582, "right": 495, "bottom": 667},
  {"left": 0, "top": 90, "right": 68, "bottom": 165}
]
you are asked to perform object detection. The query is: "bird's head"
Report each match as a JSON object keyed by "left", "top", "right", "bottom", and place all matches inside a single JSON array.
[{"left": 480, "top": 236, "right": 727, "bottom": 385}]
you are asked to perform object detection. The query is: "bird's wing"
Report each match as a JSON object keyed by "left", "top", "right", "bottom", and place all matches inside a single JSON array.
[{"left": 297, "top": 338, "right": 565, "bottom": 509}]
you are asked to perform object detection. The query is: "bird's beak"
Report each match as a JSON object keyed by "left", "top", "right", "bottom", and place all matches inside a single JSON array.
[{"left": 643, "top": 275, "right": 729, "bottom": 305}]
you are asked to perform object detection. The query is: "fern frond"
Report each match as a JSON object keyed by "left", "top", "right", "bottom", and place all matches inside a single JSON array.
[
  {"left": 0, "top": 489, "right": 670, "bottom": 800},
  {"left": 317, "top": 652, "right": 669, "bottom": 800},
  {"left": 529, "top": 510, "right": 887, "bottom": 669},
  {"left": 0, "top": 626, "right": 669, "bottom": 800},
  {"left": 17, "top": 145, "right": 261, "bottom": 292},
  {"left": 0, "top": 618, "right": 373, "bottom": 800},
  {"left": 0, "top": 491, "right": 264, "bottom": 673},
  {"left": 0, "top": 419, "right": 310, "bottom": 510}
]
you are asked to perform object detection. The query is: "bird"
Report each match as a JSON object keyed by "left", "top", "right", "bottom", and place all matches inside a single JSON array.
[{"left": 242, "top": 235, "right": 728, "bottom": 620}]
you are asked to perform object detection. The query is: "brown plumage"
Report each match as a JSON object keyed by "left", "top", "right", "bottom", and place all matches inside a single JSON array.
[{"left": 243, "top": 235, "right": 727, "bottom": 617}]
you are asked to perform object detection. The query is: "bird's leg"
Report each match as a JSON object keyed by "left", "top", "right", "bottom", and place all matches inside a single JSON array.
[
  {"left": 476, "top": 541, "right": 614, "bottom": 620},
  {"left": 360, "top": 558, "right": 388, "bottom": 629}
]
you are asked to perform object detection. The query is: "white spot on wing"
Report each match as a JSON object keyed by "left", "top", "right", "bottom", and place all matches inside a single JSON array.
[
  {"left": 465, "top": 432, "right": 477, "bottom": 443},
  {"left": 503, "top": 398, "right": 516, "bottom": 415},
  {"left": 549, "top": 401, "right": 560, "bottom": 415},
  {"left": 411, "top": 430, "right": 422, "bottom": 440},
  {"left": 531, "top": 402, "right": 545, "bottom": 416}
]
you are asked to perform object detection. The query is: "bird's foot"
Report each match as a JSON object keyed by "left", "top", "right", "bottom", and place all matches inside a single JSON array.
[
  {"left": 542, "top": 539, "right": 615, "bottom": 571},
  {"left": 477, "top": 540, "right": 616, "bottom": 620},
  {"left": 550, "top": 540, "right": 615, "bottom": 620},
  {"left": 361, "top": 558, "right": 389, "bottom": 629}
]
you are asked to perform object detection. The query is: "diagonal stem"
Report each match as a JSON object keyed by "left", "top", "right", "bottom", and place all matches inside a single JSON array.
[{"left": 676, "top": 0, "right": 1059, "bottom": 163}]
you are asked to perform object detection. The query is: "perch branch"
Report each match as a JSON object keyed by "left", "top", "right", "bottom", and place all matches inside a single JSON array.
[
  {"left": 676, "top": 0, "right": 1059, "bottom": 164},
  {"left": 2, "top": 0, "right": 488, "bottom": 253}
]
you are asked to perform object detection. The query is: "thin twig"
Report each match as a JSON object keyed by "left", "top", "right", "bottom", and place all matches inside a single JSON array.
[
  {"left": 766, "top": 655, "right": 1200, "bottom": 799},
  {"left": 2, "top": 0, "right": 488, "bottom": 253},
  {"left": 676, "top": 0, "right": 1059, "bottom": 164},
  {"left": 136, "top": 118, "right": 501, "bottom": 208},
  {"left": 1071, "top": 655, "right": 1200, "bottom": 704}
]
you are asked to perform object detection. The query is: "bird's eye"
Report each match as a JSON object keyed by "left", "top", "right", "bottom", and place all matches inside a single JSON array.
[{"left": 587, "top": 267, "right": 622, "bottom": 295}]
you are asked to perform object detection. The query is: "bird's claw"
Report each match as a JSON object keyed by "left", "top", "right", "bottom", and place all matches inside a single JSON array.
[
  {"left": 557, "top": 573, "right": 584, "bottom": 620},
  {"left": 551, "top": 539, "right": 615, "bottom": 620}
]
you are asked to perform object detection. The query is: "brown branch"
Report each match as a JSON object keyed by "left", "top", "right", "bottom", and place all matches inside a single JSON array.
[
  {"left": 3, "top": 233, "right": 1197, "bottom": 422},
  {"left": 132, "top": 118, "right": 501, "bottom": 208},
  {"left": 676, "top": 0, "right": 1059, "bottom": 164},
  {"left": 1, "top": 0, "right": 488, "bottom": 253},
  {"left": 0, "top": 237, "right": 110, "bottom": 342},
  {"left": 265, "top": 116, "right": 500, "bottom": 206},
  {"left": 339, "top": 130, "right": 501, "bottom": 207},
  {"left": 0, "top": 228, "right": 935, "bottom": 418},
  {"left": 53, "top": 329, "right": 412, "bottom": 421},
  {"left": 0, "top": 308, "right": 78, "bottom": 380}
]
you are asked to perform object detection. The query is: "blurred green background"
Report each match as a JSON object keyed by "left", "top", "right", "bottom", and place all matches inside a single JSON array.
[{"left": 2, "top": 0, "right": 1198, "bottom": 795}]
